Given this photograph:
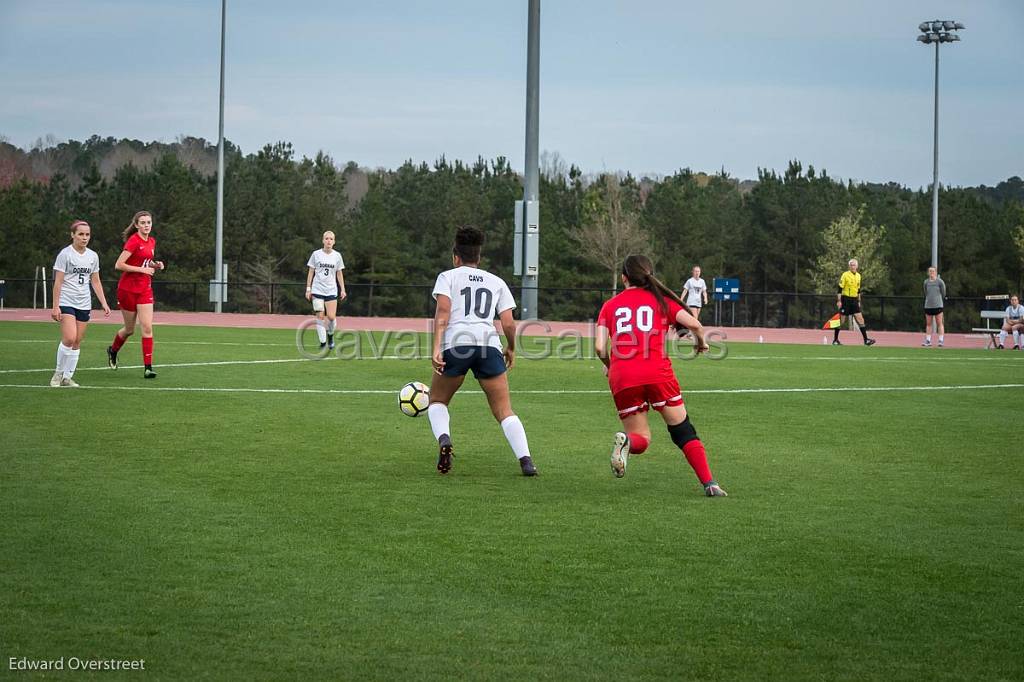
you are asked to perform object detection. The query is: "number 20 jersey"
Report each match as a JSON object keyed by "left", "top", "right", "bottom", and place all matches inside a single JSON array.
[
  {"left": 597, "top": 287, "right": 683, "bottom": 394},
  {"left": 432, "top": 266, "right": 515, "bottom": 352}
]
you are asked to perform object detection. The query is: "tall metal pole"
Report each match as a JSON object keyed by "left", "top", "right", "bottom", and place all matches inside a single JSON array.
[
  {"left": 521, "top": 0, "right": 540, "bottom": 320},
  {"left": 214, "top": 0, "right": 227, "bottom": 312},
  {"left": 930, "top": 40, "right": 940, "bottom": 269}
]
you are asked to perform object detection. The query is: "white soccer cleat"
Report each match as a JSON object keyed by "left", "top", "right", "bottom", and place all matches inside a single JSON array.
[
  {"left": 922, "top": 339, "right": 931, "bottom": 347},
  {"left": 60, "top": 376, "right": 80, "bottom": 388},
  {"left": 49, "top": 371, "right": 62, "bottom": 387},
  {"left": 610, "top": 431, "right": 629, "bottom": 478},
  {"left": 703, "top": 481, "right": 728, "bottom": 497}
]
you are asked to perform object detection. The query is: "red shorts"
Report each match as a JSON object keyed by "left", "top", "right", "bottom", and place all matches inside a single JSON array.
[
  {"left": 116, "top": 286, "right": 154, "bottom": 312},
  {"left": 612, "top": 379, "right": 684, "bottom": 419}
]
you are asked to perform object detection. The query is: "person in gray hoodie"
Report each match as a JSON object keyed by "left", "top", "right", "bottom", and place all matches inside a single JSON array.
[{"left": 922, "top": 267, "right": 947, "bottom": 347}]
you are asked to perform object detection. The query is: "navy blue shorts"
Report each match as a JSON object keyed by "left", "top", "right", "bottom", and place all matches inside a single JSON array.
[
  {"left": 312, "top": 293, "right": 338, "bottom": 301},
  {"left": 442, "top": 346, "right": 507, "bottom": 379},
  {"left": 59, "top": 306, "right": 91, "bottom": 322}
]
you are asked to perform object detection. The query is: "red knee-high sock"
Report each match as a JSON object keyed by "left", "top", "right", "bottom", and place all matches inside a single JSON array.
[
  {"left": 627, "top": 433, "right": 649, "bottom": 454},
  {"left": 111, "top": 331, "right": 127, "bottom": 352},
  {"left": 142, "top": 337, "right": 153, "bottom": 366},
  {"left": 682, "top": 440, "right": 713, "bottom": 485}
]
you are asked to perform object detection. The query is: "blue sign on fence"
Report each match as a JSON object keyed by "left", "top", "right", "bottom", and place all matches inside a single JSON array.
[{"left": 713, "top": 278, "right": 740, "bottom": 301}]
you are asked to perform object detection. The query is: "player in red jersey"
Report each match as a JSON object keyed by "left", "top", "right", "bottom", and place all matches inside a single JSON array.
[
  {"left": 595, "top": 254, "right": 727, "bottom": 496},
  {"left": 106, "top": 210, "right": 164, "bottom": 379}
]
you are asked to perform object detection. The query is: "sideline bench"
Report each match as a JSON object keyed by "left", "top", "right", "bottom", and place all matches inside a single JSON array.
[{"left": 972, "top": 310, "right": 1009, "bottom": 349}]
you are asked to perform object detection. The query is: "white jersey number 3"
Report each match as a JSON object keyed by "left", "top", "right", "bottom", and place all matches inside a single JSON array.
[{"left": 615, "top": 305, "right": 653, "bottom": 334}]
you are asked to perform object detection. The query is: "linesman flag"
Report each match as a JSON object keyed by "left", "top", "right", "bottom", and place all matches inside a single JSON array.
[{"left": 822, "top": 313, "right": 842, "bottom": 330}]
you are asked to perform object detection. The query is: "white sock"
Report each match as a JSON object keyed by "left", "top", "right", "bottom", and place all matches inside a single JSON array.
[
  {"left": 55, "top": 343, "right": 71, "bottom": 374},
  {"left": 1014, "top": 330, "right": 1021, "bottom": 347},
  {"left": 327, "top": 319, "right": 336, "bottom": 334},
  {"left": 427, "top": 403, "right": 450, "bottom": 441},
  {"left": 1000, "top": 330, "right": 1008, "bottom": 345},
  {"left": 64, "top": 348, "right": 80, "bottom": 379},
  {"left": 316, "top": 319, "right": 327, "bottom": 344},
  {"left": 938, "top": 335, "right": 944, "bottom": 343},
  {"left": 925, "top": 334, "right": 931, "bottom": 343},
  {"left": 500, "top": 415, "right": 531, "bottom": 460}
]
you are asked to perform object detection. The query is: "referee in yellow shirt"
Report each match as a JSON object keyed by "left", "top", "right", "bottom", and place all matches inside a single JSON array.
[{"left": 834, "top": 258, "right": 876, "bottom": 346}]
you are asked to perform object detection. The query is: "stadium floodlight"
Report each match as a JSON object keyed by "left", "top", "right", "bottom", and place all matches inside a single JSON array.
[{"left": 916, "top": 19, "right": 964, "bottom": 270}]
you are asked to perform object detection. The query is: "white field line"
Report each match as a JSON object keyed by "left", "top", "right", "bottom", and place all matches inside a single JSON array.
[
  {"left": 1, "top": 336, "right": 1017, "bottom": 363},
  {"left": 0, "top": 358, "right": 321, "bottom": 374},
  {"left": 2, "top": 352, "right": 1023, "bottom": 375},
  {"left": 0, "top": 383, "right": 1021, "bottom": 396}
]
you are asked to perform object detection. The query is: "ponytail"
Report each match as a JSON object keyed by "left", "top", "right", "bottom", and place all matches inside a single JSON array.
[{"left": 622, "top": 254, "right": 688, "bottom": 317}]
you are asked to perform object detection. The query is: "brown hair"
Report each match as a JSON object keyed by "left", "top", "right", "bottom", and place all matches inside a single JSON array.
[
  {"left": 621, "top": 254, "right": 688, "bottom": 316},
  {"left": 69, "top": 220, "right": 90, "bottom": 234},
  {"left": 122, "top": 210, "right": 152, "bottom": 242},
  {"left": 453, "top": 225, "right": 484, "bottom": 264}
]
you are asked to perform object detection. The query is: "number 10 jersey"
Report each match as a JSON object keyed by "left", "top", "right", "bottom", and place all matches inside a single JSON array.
[{"left": 432, "top": 266, "right": 515, "bottom": 351}]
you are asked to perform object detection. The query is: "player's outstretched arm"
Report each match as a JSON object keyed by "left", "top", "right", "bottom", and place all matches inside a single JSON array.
[
  {"left": 676, "top": 308, "right": 708, "bottom": 353},
  {"left": 594, "top": 325, "right": 610, "bottom": 369},
  {"left": 432, "top": 294, "right": 451, "bottom": 375},
  {"left": 114, "top": 250, "right": 154, "bottom": 275},
  {"left": 91, "top": 272, "right": 111, "bottom": 316},
  {"left": 50, "top": 271, "right": 64, "bottom": 322},
  {"left": 499, "top": 309, "right": 516, "bottom": 369},
  {"left": 336, "top": 268, "right": 347, "bottom": 302}
]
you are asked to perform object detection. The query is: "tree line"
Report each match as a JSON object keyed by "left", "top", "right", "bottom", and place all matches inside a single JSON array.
[{"left": 1, "top": 136, "right": 1022, "bottom": 328}]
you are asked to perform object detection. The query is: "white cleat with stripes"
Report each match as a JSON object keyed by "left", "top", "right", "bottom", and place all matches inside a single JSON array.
[
  {"left": 703, "top": 481, "right": 728, "bottom": 497},
  {"left": 611, "top": 431, "right": 629, "bottom": 478}
]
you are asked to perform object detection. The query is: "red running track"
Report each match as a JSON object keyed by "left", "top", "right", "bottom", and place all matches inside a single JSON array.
[{"left": 0, "top": 308, "right": 994, "bottom": 349}]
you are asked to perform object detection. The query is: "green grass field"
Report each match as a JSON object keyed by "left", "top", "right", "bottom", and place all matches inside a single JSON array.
[{"left": 2, "top": 320, "right": 1022, "bottom": 680}]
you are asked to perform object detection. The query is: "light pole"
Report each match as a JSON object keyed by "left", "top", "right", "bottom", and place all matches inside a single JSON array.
[
  {"left": 515, "top": 0, "right": 540, "bottom": 320},
  {"left": 213, "top": 0, "right": 227, "bottom": 312},
  {"left": 917, "top": 20, "right": 964, "bottom": 270}
]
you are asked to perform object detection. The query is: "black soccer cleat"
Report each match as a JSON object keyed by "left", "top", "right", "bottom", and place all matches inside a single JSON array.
[
  {"left": 832, "top": 339, "right": 841, "bottom": 346},
  {"left": 107, "top": 346, "right": 118, "bottom": 369},
  {"left": 437, "top": 434, "right": 453, "bottom": 474},
  {"left": 864, "top": 338, "right": 876, "bottom": 346},
  {"left": 519, "top": 455, "right": 538, "bottom": 477},
  {"left": 144, "top": 366, "right": 157, "bottom": 379}
]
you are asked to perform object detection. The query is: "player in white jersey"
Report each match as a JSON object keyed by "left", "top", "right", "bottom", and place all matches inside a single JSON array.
[
  {"left": 681, "top": 265, "right": 708, "bottom": 321},
  {"left": 49, "top": 220, "right": 111, "bottom": 387},
  {"left": 305, "top": 231, "right": 347, "bottom": 350},
  {"left": 427, "top": 226, "right": 537, "bottom": 477},
  {"left": 998, "top": 295, "right": 1024, "bottom": 349}
]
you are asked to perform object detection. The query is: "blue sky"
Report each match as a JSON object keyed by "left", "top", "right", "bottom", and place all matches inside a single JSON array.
[{"left": 1, "top": 0, "right": 1021, "bottom": 187}]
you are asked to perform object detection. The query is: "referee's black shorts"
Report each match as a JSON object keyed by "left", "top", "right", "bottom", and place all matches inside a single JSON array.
[{"left": 840, "top": 296, "right": 861, "bottom": 316}]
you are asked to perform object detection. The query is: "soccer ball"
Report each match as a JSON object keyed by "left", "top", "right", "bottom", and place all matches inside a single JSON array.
[{"left": 398, "top": 381, "right": 430, "bottom": 417}]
